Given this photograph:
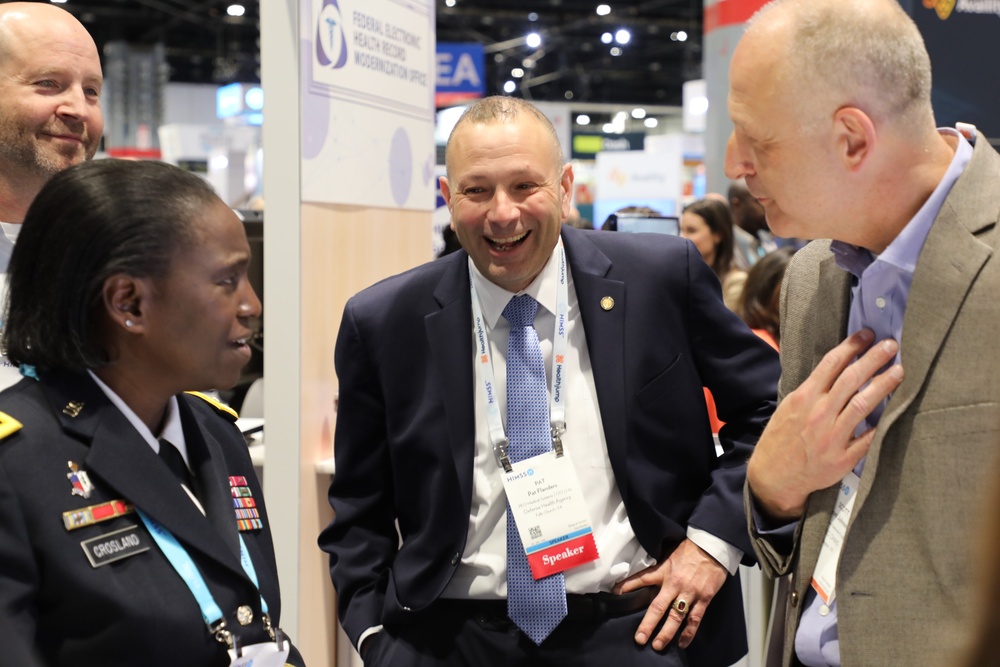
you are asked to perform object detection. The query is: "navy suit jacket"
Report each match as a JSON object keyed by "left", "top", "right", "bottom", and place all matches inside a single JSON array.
[{"left": 321, "top": 225, "right": 779, "bottom": 666}]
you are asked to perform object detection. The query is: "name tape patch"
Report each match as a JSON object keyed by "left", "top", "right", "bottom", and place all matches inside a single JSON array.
[{"left": 80, "top": 525, "right": 150, "bottom": 568}]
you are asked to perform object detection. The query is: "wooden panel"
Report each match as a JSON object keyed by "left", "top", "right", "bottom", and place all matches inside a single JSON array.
[{"left": 296, "top": 203, "right": 432, "bottom": 665}]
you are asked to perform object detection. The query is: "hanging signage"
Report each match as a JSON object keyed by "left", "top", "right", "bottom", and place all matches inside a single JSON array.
[
  {"left": 436, "top": 43, "right": 485, "bottom": 108},
  {"left": 571, "top": 132, "right": 645, "bottom": 160},
  {"left": 302, "top": 0, "right": 436, "bottom": 210}
]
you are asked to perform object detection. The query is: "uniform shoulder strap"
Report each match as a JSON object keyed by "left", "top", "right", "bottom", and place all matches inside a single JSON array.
[
  {"left": 183, "top": 391, "right": 239, "bottom": 422},
  {"left": 0, "top": 411, "right": 23, "bottom": 441}
]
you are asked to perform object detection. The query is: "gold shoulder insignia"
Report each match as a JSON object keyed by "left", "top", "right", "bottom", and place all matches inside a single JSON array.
[
  {"left": 184, "top": 391, "right": 239, "bottom": 422},
  {"left": 0, "top": 411, "right": 23, "bottom": 440}
]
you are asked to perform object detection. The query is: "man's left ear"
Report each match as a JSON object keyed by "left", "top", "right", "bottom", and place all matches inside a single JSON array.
[
  {"left": 560, "top": 163, "right": 575, "bottom": 218},
  {"left": 833, "top": 107, "right": 876, "bottom": 171}
]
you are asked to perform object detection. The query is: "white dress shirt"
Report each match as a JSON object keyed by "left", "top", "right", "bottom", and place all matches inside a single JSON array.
[{"left": 443, "top": 240, "right": 740, "bottom": 600}]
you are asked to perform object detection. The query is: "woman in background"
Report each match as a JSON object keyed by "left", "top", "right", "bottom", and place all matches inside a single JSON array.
[
  {"left": 0, "top": 159, "right": 302, "bottom": 667},
  {"left": 702, "top": 248, "right": 791, "bottom": 435},
  {"left": 680, "top": 198, "right": 746, "bottom": 311},
  {"left": 737, "top": 247, "right": 795, "bottom": 350}
]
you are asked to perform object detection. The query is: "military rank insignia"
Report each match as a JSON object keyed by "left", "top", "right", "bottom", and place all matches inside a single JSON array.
[
  {"left": 67, "top": 461, "right": 94, "bottom": 499},
  {"left": 230, "top": 476, "right": 263, "bottom": 531}
]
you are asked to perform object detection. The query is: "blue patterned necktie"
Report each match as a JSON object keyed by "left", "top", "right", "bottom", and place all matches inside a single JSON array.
[{"left": 502, "top": 294, "right": 567, "bottom": 644}]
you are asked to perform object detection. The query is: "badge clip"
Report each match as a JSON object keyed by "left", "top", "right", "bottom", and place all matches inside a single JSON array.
[
  {"left": 551, "top": 422, "right": 566, "bottom": 457},
  {"left": 211, "top": 618, "right": 234, "bottom": 649},
  {"left": 493, "top": 437, "right": 513, "bottom": 473}
]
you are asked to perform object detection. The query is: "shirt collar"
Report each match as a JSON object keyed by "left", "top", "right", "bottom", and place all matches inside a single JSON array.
[
  {"left": 87, "top": 370, "right": 185, "bottom": 457},
  {"left": 469, "top": 236, "right": 563, "bottom": 328},
  {"left": 830, "top": 127, "right": 973, "bottom": 279}
]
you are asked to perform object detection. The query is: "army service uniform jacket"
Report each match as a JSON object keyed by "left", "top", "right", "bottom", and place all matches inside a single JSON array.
[{"left": 0, "top": 370, "right": 303, "bottom": 667}]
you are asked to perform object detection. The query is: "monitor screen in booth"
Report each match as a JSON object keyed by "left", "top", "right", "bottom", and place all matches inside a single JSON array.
[{"left": 608, "top": 214, "right": 680, "bottom": 235}]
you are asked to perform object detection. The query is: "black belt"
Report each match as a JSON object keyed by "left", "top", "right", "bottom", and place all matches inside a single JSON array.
[{"left": 438, "top": 586, "right": 657, "bottom": 623}]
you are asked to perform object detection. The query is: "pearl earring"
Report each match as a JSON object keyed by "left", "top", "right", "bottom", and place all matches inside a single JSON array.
[{"left": 125, "top": 319, "right": 133, "bottom": 328}]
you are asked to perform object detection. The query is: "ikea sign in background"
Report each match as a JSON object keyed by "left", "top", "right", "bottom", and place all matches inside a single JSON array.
[{"left": 436, "top": 42, "right": 485, "bottom": 108}]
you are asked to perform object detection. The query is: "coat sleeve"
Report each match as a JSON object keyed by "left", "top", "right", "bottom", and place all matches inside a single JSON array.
[
  {"left": 743, "top": 246, "right": 816, "bottom": 576},
  {"left": 684, "top": 243, "right": 781, "bottom": 563},
  {"left": 318, "top": 299, "right": 399, "bottom": 647}
]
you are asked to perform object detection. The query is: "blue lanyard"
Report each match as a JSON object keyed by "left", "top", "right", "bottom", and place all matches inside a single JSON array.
[{"left": 137, "top": 509, "right": 269, "bottom": 628}]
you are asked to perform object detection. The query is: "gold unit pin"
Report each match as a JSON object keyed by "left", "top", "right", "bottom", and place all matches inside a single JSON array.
[
  {"left": 63, "top": 401, "right": 85, "bottom": 418},
  {"left": 600, "top": 296, "right": 615, "bottom": 311}
]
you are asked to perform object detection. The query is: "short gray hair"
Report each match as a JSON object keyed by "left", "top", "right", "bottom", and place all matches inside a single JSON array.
[
  {"left": 445, "top": 96, "right": 564, "bottom": 178},
  {"left": 751, "top": 0, "right": 932, "bottom": 128}
]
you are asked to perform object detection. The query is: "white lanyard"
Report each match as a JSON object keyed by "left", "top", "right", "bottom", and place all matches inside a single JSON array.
[{"left": 469, "top": 243, "right": 570, "bottom": 472}]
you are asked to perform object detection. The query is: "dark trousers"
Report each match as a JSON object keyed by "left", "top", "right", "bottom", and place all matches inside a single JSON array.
[{"left": 363, "top": 593, "right": 691, "bottom": 667}]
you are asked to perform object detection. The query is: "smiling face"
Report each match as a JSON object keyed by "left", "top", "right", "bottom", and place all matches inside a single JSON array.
[
  {"left": 0, "top": 6, "right": 103, "bottom": 187},
  {"left": 140, "top": 201, "right": 261, "bottom": 393},
  {"left": 441, "top": 116, "right": 572, "bottom": 293}
]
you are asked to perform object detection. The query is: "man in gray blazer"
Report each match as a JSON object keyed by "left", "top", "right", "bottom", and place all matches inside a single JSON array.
[{"left": 725, "top": 1, "right": 1000, "bottom": 665}]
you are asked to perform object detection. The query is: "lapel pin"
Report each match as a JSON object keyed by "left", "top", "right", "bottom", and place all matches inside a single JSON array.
[
  {"left": 63, "top": 401, "right": 85, "bottom": 418},
  {"left": 67, "top": 461, "right": 94, "bottom": 499},
  {"left": 600, "top": 296, "right": 615, "bottom": 311}
]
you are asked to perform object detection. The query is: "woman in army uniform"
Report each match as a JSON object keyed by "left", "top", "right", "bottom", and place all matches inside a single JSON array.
[{"left": 0, "top": 159, "right": 303, "bottom": 667}]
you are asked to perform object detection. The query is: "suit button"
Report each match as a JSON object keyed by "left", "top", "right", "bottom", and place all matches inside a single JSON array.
[
  {"left": 450, "top": 552, "right": 460, "bottom": 566},
  {"left": 790, "top": 590, "right": 799, "bottom": 607}
]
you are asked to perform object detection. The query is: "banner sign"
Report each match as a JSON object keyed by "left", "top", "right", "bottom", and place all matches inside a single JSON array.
[
  {"left": 436, "top": 42, "right": 485, "bottom": 108},
  {"left": 302, "top": 0, "right": 436, "bottom": 209}
]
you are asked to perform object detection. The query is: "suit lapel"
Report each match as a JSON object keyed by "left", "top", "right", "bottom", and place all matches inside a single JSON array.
[
  {"left": 856, "top": 139, "right": 998, "bottom": 508},
  {"left": 797, "top": 249, "right": 851, "bottom": 571},
  {"left": 813, "top": 253, "right": 851, "bottom": 371},
  {"left": 561, "top": 228, "right": 629, "bottom": 494},
  {"left": 43, "top": 372, "right": 246, "bottom": 579},
  {"left": 426, "top": 253, "right": 477, "bottom": 505}
]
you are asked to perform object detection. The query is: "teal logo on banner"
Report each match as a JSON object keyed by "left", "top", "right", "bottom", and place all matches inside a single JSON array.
[{"left": 316, "top": 0, "right": 348, "bottom": 69}]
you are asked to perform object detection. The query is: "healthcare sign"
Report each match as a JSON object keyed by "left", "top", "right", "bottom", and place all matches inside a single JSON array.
[{"left": 303, "top": 0, "right": 436, "bottom": 209}]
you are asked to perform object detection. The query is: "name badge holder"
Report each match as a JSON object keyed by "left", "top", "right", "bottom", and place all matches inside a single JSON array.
[
  {"left": 809, "top": 471, "right": 861, "bottom": 613},
  {"left": 137, "top": 509, "right": 290, "bottom": 666},
  {"left": 469, "top": 243, "right": 599, "bottom": 579}
]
